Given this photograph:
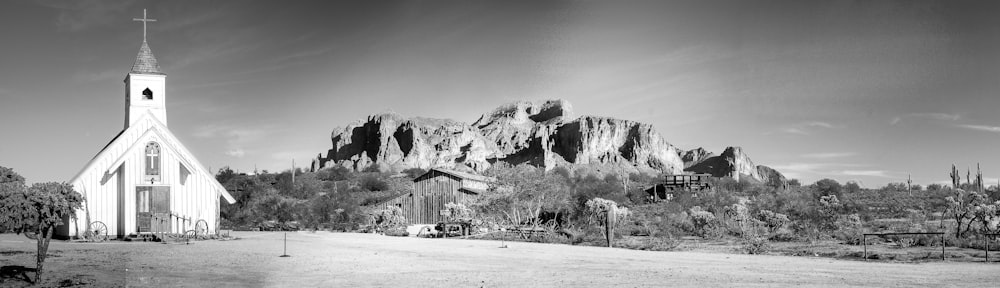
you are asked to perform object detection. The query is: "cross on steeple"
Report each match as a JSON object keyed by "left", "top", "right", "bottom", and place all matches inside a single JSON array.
[{"left": 133, "top": 9, "right": 157, "bottom": 42}]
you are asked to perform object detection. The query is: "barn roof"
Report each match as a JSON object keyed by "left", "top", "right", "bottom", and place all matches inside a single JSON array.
[
  {"left": 130, "top": 41, "right": 164, "bottom": 75},
  {"left": 72, "top": 111, "right": 235, "bottom": 203},
  {"left": 417, "top": 168, "right": 495, "bottom": 183}
]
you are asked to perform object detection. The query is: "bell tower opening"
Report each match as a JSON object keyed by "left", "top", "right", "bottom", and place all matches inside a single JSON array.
[{"left": 142, "top": 88, "right": 153, "bottom": 100}]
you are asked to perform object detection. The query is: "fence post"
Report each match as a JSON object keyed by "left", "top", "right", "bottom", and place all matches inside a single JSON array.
[{"left": 863, "top": 234, "right": 867, "bottom": 261}]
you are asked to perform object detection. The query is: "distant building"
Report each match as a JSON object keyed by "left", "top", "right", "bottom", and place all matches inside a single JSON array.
[
  {"left": 645, "top": 174, "right": 713, "bottom": 201},
  {"left": 372, "top": 168, "right": 494, "bottom": 224},
  {"left": 59, "top": 17, "right": 235, "bottom": 239}
]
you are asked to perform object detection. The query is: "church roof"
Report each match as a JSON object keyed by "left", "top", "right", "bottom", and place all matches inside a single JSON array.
[
  {"left": 72, "top": 111, "right": 235, "bottom": 204},
  {"left": 130, "top": 41, "right": 164, "bottom": 75}
]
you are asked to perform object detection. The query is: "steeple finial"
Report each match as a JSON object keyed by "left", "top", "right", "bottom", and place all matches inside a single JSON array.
[{"left": 132, "top": 9, "right": 157, "bottom": 42}]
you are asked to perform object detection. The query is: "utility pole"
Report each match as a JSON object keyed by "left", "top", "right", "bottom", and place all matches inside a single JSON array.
[{"left": 291, "top": 159, "right": 296, "bottom": 185}]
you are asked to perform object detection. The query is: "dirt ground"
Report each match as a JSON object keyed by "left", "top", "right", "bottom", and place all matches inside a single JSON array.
[{"left": 1, "top": 232, "right": 998, "bottom": 287}]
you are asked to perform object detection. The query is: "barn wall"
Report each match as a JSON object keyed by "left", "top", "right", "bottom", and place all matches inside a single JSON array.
[
  {"left": 65, "top": 117, "right": 223, "bottom": 238},
  {"left": 372, "top": 170, "right": 484, "bottom": 225}
]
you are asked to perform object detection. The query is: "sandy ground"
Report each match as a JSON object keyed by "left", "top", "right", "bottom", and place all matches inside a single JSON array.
[{"left": 1, "top": 231, "right": 998, "bottom": 287}]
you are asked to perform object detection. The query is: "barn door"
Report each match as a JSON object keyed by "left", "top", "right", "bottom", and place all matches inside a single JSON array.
[{"left": 136, "top": 186, "right": 171, "bottom": 233}]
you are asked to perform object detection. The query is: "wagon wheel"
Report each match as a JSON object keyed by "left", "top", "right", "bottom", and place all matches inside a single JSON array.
[
  {"left": 88, "top": 221, "right": 108, "bottom": 242},
  {"left": 194, "top": 220, "right": 209, "bottom": 237}
]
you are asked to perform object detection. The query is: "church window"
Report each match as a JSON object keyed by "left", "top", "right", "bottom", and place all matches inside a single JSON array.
[
  {"left": 142, "top": 88, "right": 153, "bottom": 100},
  {"left": 144, "top": 142, "right": 161, "bottom": 183},
  {"left": 179, "top": 164, "right": 190, "bottom": 185}
]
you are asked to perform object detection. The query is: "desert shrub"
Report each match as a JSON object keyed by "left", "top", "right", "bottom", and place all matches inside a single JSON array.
[
  {"left": 317, "top": 166, "right": 353, "bottom": 182},
  {"left": 559, "top": 226, "right": 588, "bottom": 245},
  {"left": 756, "top": 210, "right": 790, "bottom": 233},
  {"left": 737, "top": 214, "right": 771, "bottom": 254},
  {"left": 359, "top": 174, "right": 389, "bottom": 191},
  {"left": 444, "top": 202, "right": 474, "bottom": 222},
  {"left": 832, "top": 214, "right": 863, "bottom": 245},
  {"left": 401, "top": 168, "right": 427, "bottom": 178},
  {"left": 688, "top": 206, "right": 718, "bottom": 237},
  {"left": 768, "top": 227, "right": 798, "bottom": 242},
  {"left": 742, "top": 233, "right": 771, "bottom": 254},
  {"left": 814, "top": 179, "right": 843, "bottom": 198},
  {"left": 362, "top": 164, "right": 382, "bottom": 173},
  {"left": 615, "top": 236, "right": 680, "bottom": 251},
  {"left": 383, "top": 226, "right": 409, "bottom": 237}
]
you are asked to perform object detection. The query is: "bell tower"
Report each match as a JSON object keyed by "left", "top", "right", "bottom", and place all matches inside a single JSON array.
[{"left": 124, "top": 10, "right": 166, "bottom": 128}]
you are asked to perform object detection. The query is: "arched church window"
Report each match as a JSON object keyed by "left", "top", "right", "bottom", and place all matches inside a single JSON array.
[
  {"left": 145, "top": 142, "right": 161, "bottom": 183},
  {"left": 142, "top": 88, "right": 153, "bottom": 100}
]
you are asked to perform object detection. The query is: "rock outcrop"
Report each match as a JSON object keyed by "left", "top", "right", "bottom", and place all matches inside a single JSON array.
[
  {"left": 678, "top": 147, "right": 714, "bottom": 168},
  {"left": 683, "top": 146, "right": 786, "bottom": 186},
  {"left": 313, "top": 113, "right": 494, "bottom": 172},
  {"left": 312, "top": 100, "right": 782, "bottom": 183}
]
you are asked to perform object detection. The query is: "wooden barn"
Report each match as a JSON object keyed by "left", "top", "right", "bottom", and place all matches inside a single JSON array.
[
  {"left": 372, "top": 168, "right": 494, "bottom": 224},
  {"left": 57, "top": 28, "right": 235, "bottom": 239},
  {"left": 645, "top": 174, "right": 713, "bottom": 201}
]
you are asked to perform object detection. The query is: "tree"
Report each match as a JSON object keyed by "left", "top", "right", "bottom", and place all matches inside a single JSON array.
[
  {"left": 945, "top": 189, "right": 989, "bottom": 238},
  {"left": 0, "top": 174, "right": 84, "bottom": 283},
  {"left": 474, "top": 163, "right": 570, "bottom": 228},
  {"left": 814, "top": 179, "right": 842, "bottom": 198},
  {"left": 844, "top": 181, "right": 861, "bottom": 194},
  {"left": 787, "top": 179, "right": 801, "bottom": 187}
]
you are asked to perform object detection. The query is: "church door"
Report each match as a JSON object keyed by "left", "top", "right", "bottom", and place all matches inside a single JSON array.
[{"left": 136, "top": 186, "right": 170, "bottom": 233}]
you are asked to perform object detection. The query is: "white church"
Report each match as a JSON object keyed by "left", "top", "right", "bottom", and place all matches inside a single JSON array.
[{"left": 57, "top": 12, "right": 236, "bottom": 239}]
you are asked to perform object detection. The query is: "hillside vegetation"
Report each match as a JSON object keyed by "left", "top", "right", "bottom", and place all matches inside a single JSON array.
[{"left": 217, "top": 163, "right": 1000, "bottom": 259}]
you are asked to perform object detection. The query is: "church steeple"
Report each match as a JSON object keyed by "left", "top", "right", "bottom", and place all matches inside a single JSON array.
[
  {"left": 131, "top": 41, "right": 164, "bottom": 75},
  {"left": 124, "top": 9, "right": 167, "bottom": 128}
]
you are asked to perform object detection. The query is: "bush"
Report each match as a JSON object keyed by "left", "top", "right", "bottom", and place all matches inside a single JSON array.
[
  {"left": 756, "top": 210, "right": 790, "bottom": 233},
  {"left": 362, "top": 164, "right": 383, "bottom": 173},
  {"left": 742, "top": 233, "right": 771, "bottom": 254},
  {"left": 402, "top": 168, "right": 427, "bottom": 178},
  {"left": 815, "top": 179, "right": 842, "bottom": 198},
  {"left": 615, "top": 236, "right": 681, "bottom": 251},
  {"left": 359, "top": 174, "right": 389, "bottom": 191},
  {"left": 688, "top": 206, "right": 717, "bottom": 237}
]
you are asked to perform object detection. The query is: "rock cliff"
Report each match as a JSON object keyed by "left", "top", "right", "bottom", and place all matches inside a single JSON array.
[
  {"left": 312, "top": 100, "right": 782, "bottom": 183},
  {"left": 683, "top": 146, "right": 786, "bottom": 186}
]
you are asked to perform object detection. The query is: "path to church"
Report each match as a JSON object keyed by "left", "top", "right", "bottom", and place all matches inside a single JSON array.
[{"left": 0, "top": 232, "right": 995, "bottom": 287}]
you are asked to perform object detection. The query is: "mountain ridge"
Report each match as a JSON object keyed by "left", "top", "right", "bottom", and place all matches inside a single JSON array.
[{"left": 311, "top": 100, "right": 784, "bottom": 184}]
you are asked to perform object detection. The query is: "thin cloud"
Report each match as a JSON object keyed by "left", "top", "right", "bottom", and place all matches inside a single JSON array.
[
  {"left": 769, "top": 162, "right": 865, "bottom": 179},
  {"left": 780, "top": 128, "right": 808, "bottom": 135},
  {"left": 35, "top": 0, "right": 132, "bottom": 32},
  {"left": 225, "top": 148, "right": 246, "bottom": 158},
  {"left": 958, "top": 124, "right": 1000, "bottom": 133},
  {"left": 777, "top": 121, "right": 842, "bottom": 135},
  {"left": 193, "top": 123, "right": 273, "bottom": 158},
  {"left": 890, "top": 113, "right": 960, "bottom": 125},
  {"left": 801, "top": 152, "right": 856, "bottom": 159},
  {"left": 840, "top": 170, "right": 892, "bottom": 178},
  {"left": 805, "top": 122, "right": 838, "bottom": 129}
]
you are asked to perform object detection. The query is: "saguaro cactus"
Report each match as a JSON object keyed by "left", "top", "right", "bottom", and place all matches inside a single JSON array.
[{"left": 586, "top": 198, "right": 630, "bottom": 247}]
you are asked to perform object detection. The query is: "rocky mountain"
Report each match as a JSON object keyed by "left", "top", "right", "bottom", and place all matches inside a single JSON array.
[
  {"left": 683, "top": 146, "right": 787, "bottom": 186},
  {"left": 312, "top": 100, "right": 783, "bottom": 184}
]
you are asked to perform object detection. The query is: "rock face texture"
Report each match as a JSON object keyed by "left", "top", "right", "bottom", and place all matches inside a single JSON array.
[
  {"left": 678, "top": 147, "right": 714, "bottom": 168},
  {"left": 314, "top": 113, "right": 494, "bottom": 172},
  {"left": 683, "top": 146, "right": 786, "bottom": 186},
  {"left": 312, "top": 100, "right": 783, "bottom": 183}
]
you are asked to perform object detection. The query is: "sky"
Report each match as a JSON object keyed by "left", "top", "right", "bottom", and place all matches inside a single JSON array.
[{"left": 0, "top": 0, "right": 998, "bottom": 188}]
